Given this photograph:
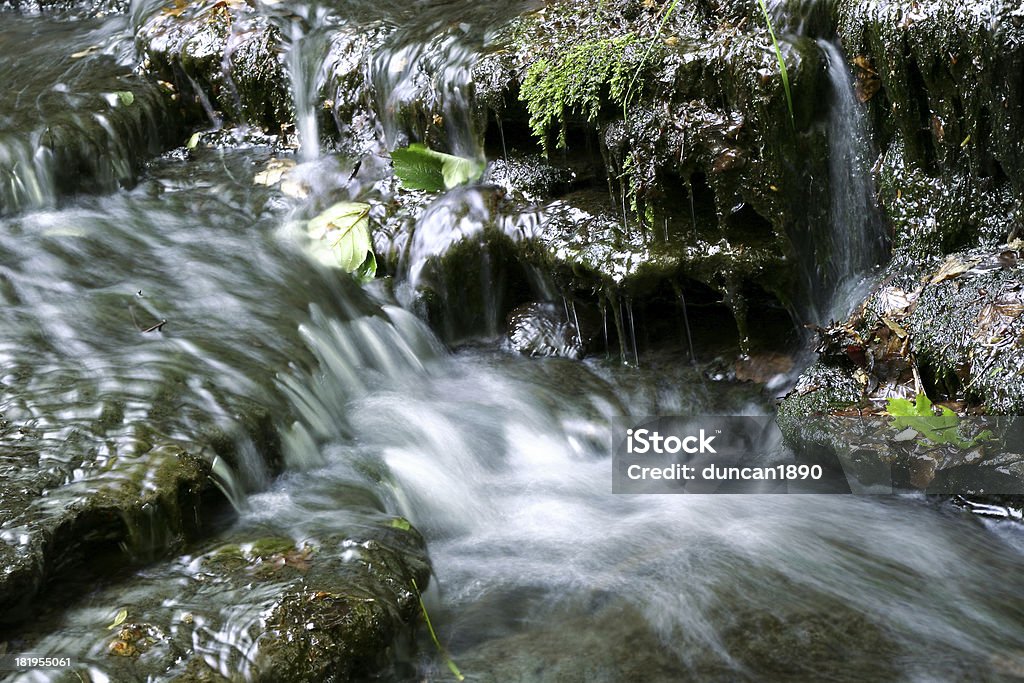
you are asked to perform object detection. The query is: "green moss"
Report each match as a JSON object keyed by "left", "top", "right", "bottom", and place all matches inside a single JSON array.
[
  {"left": 520, "top": 34, "right": 638, "bottom": 152},
  {"left": 95, "top": 399, "right": 125, "bottom": 433},
  {"left": 249, "top": 537, "right": 296, "bottom": 558},
  {"left": 777, "top": 361, "right": 865, "bottom": 437}
]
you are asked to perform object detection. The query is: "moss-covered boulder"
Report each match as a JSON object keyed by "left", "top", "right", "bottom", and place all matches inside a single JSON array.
[
  {"left": 0, "top": 362, "right": 282, "bottom": 627},
  {"left": 782, "top": 245, "right": 1024, "bottom": 417},
  {"left": 782, "top": 244, "right": 1024, "bottom": 416},
  {"left": 472, "top": 0, "right": 829, "bottom": 330},
  {"left": 779, "top": 243, "right": 1024, "bottom": 493},
  {"left": 0, "top": 432, "right": 221, "bottom": 625},
  {"left": 174, "top": 523, "right": 430, "bottom": 681}
]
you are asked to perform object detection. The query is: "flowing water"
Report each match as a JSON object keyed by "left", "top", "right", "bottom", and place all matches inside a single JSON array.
[
  {"left": 817, "top": 38, "right": 888, "bottom": 322},
  {"left": 0, "top": 14, "right": 168, "bottom": 215},
  {"left": 769, "top": 1, "right": 889, "bottom": 324},
  {"left": 1, "top": 1, "right": 1024, "bottom": 682}
]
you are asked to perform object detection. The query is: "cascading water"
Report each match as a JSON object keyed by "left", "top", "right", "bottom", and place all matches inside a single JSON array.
[
  {"left": 817, "top": 38, "right": 888, "bottom": 321},
  {"left": 284, "top": 11, "right": 333, "bottom": 163},
  {"left": 767, "top": 0, "right": 889, "bottom": 324},
  {"left": 259, "top": 305, "right": 1024, "bottom": 682},
  {"left": 0, "top": 15, "right": 171, "bottom": 215},
  {"left": 2, "top": 1, "right": 1024, "bottom": 682}
]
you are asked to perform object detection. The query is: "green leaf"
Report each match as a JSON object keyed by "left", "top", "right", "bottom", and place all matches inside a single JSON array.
[
  {"left": 108, "top": 608, "right": 128, "bottom": 630},
  {"left": 390, "top": 143, "right": 483, "bottom": 192},
  {"left": 391, "top": 144, "right": 445, "bottom": 191},
  {"left": 306, "top": 202, "right": 376, "bottom": 282},
  {"left": 389, "top": 517, "right": 412, "bottom": 531},
  {"left": 886, "top": 393, "right": 991, "bottom": 448},
  {"left": 186, "top": 132, "right": 201, "bottom": 150},
  {"left": 885, "top": 397, "right": 918, "bottom": 417},
  {"left": 441, "top": 154, "right": 483, "bottom": 189},
  {"left": 115, "top": 91, "right": 134, "bottom": 106}
]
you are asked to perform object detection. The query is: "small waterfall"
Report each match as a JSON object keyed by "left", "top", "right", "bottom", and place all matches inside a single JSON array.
[
  {"left": 0, "top": 134, "right": 55, "bottom": 213},
  {"left": 395, "top": 186, "right": 543, "bottom": 341},
  {"left": 280, "top": 8, "right": 334, "bottom": 161},
  {"left": 370, "top": 32, "right": 483, "bottom": 160},
  {"left": 818, "top": 38, "right": 887, "bottom": 320},
  {"left": 766, "top": 2, "right": 888, "bottom": 323}
]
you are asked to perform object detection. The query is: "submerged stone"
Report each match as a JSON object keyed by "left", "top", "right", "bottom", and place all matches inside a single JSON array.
[{"left": 0, "top": 431, "right": 222, "bottom": 624}]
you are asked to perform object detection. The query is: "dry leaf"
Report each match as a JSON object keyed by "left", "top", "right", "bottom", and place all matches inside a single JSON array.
[
  {"left": 881, "top": 316, "right": 908, "bottom": 339},
  {"left": 71, "top": 46, "right": 100, "bottom": 59},
  {"left": 929, "top": 256, "right": 979, "bottom": 284},
  {"left": 253, "top": 158, "right": 296, "bottom": 187}
]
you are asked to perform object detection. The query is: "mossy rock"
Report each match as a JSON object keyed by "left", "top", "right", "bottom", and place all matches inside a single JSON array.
[
  {"left": 837, "top": 0, "right": 1024, "bottom": 263},
  {"left": 0, "top": 439, "right": 221, "bottom": 625},
  {"left": 782, "top": 244, "right": 1024, "bottom": 418},
  {"left": 470, "top": 0, "right": 832, "bottom": 331}
]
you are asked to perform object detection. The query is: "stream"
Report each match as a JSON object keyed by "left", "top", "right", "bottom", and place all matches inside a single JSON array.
[{"left": 2, "top": 1, "right": 1024, "bottom": 682}]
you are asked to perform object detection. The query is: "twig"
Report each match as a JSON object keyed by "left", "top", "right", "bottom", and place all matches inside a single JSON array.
[{"left": 129, "top": 304, "right": 167, "bottom": 333}]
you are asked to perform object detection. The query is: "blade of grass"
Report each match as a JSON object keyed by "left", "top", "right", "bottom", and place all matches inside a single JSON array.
[
  {"left": 622, "top": 0, "right": 681, "bottom": 118},
  {"left": 757, "top": 0, "right": 795, "bottom": 126},
  {"left": 412, "top": 578, "right": 464, "bottom": 681}
]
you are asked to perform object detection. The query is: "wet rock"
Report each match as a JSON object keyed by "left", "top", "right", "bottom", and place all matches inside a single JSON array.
[
  {"left": 483, "top": 154, "right": 576, "bottom": 201},
  {"left": 0, "top": 362, "right": 283, "bottom": 628},
  {"left": 191, "top": 524, "right": 430, "bottom": 681},
  {"left": 139, "top": 2, "right": 292, "bottom": 133},
  {"left": 0, "top": 435, "right": 222, "bottom": 625},
  {"left": 777, "top": 361, "right": 865, "bottom": 426},
  {"left": 136, "top": 0, "right": 829, "bottom": 348},
  {"left": 471, "top": 0, "right": 829, "bottom": 335},
  {"left": 136, "top": 2, "right": 515, "bottom": 156},
  {"left": 0, "top": 17, "right": 186, "bottom": 215},
  {"left": 4, "top": 517, "right": 431, "bottom": 682},
  {"left": 780, "top": 243, "right": 1024, "bottom": 493},
  {"left": 829, "top": 3, "right": 1024, "bottom": 312},
  {"left": 0, "top": 0, "right": 124, "bottom": 16},
  {"left": 535, "top": 187, "right": 795, "bottom": 352},
  {"left": 782, "top": 243, "right": 1024, "bottom": 417}
]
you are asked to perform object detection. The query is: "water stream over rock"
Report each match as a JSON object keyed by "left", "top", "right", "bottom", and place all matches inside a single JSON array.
[
  {"left": 1, "top": 0, "right": 1024, "bottom": 681},
  {"left": 816, "top": 37, "right": 887, "bottom": 322}
]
